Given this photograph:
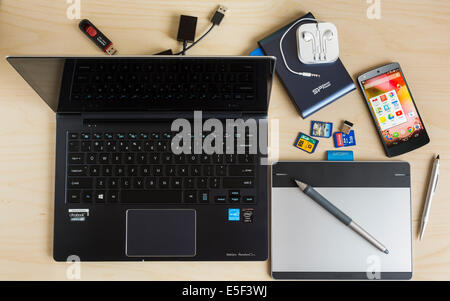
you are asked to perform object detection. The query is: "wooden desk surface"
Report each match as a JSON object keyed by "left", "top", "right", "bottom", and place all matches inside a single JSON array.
[{"left": 0, "top": 0, "right": 449, "bottom": 280}]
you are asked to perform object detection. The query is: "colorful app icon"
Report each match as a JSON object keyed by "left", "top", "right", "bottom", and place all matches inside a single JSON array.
[
  {"left": 408, "top": 127, "right": 413, "bottom": 133},
  {"left": 392, "top": 100, "right": 400, "bottom": 108},
  {"left": 371, "top": 97, "right": 378, "bottom": 102},
  {"left": 388, "top": 113, "right": 395, "bottom": 120},
  {"left": 393, "top": 132, "right": 399, "bottom": 137},
  {"left": 379, "top": 116, "right": 386, "bottom": 123},
  {"left": 384, "top": 104, "right": 390, "bottom": 111},
  {"left": 388, "top": 91, "right": 395, "bottom": 99},
  {"left": 414, "top": 124, "right": 421, "bottom": 130},
  {"left": 376, "top": 107, "right": 383, "bottom": 114},
  {"left": 408, "top": 111, "right": 415, "bottom": 117},
  {"left": 395, "top": 110, "right": 403, "bottom": 116},
  {"left": 385, "top": 135, "right": 393, "bottom": 141},
  {"left": 380, "top": 95, "right": 387, "bottom": 102}
]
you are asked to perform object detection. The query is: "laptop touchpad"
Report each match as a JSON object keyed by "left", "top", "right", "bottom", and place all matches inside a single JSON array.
[{"left": 126, "top": 209, "right": 196, "bottom": 257}]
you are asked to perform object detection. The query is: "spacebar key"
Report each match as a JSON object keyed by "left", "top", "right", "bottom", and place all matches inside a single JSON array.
[{"left": 121, "top": 190, "right": 182, "bottom": 203}]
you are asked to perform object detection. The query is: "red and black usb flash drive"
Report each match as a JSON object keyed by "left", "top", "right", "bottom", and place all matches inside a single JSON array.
[{"left": 79, "top": 19, "right": 118, "bottom": 55}]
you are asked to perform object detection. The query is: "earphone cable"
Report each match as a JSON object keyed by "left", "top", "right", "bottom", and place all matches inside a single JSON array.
[{"left": 279, "top": 17, "right": 321, "bottom": 77}]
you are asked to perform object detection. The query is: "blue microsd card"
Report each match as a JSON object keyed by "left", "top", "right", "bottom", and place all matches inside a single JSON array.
[
  {"left": 310, "top": 121, "right": 333, "bottom": 138},
  {"left": 294, "top": 132, "right": 319, "bottom": 154},
  {"left": 327, "top": 150, "right": 354, "bottom": 161},
  {"left": 228, "top": 208, "right": 240, "bottom": 221},
  {"left": 333, "top": 130, "right": 356, "bottom": 147}
]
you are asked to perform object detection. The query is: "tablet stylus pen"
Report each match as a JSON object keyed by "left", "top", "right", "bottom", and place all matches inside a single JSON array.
[
  {"left": 419, "top": 154, "right": 440, "bottom": 240},
  {"left": 294, "top": 179, "right": 389, "bottom": 254}
]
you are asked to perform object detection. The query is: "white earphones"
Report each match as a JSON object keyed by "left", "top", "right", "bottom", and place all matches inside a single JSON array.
[
  {"left": 297, "top": 22, "right": 339, "bottom": 65},
  {"left": 302, "top": 31, "right": 318, "bottom": 61},
  {"left": 320, "top": 30, "right": 334, "bottom": 60}
]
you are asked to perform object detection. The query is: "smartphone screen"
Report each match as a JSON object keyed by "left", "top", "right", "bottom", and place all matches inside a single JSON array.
[{"left": 361, "top": 68, "right": 426, "bottom": 148}]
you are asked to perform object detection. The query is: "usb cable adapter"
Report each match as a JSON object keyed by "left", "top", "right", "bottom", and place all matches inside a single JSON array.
[{"left": 175, "top": 5, "right": 228, "bottom": 55}]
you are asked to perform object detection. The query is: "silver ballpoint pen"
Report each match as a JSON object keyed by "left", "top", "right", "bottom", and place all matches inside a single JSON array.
[
  {"left": 419, "top": 155, "right": 440, "bottom": 240},
  {"left": 295, "top": 179, "right": 389, "bottom": 254}
]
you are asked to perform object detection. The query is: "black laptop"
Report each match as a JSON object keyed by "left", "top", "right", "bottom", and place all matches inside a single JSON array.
[{"left": 7, "top": 56, "right": 275, "bottom": 261}]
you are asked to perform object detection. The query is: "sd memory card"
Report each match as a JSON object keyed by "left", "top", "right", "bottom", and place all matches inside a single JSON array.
[{"left": 293, "top": 132, "right": 319, "bottom": 153}]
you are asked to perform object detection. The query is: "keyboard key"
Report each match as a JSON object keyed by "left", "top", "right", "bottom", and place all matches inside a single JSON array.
[
  {"left": 161, "top": 153, "right": 173, "bottom": 164},
  {"left": 89, "top": 165, "right": 100, "bottom": 176},
  {"left": 115, "top": 165, "right": 125, "bottom": 176},
  {"left": 108, "top": 178, "right": 118, "bottom": 188},
  {"left": 243, "top": 196, "right": 255, "bottom": 203},
  {"left": 238, "top": 154, "right": 254, "bottom": 163},
  {"left": 134, "top": 178, "right": 144, "bottom": 189},
  {"left": 184, "top": 190, "right": 197, "bottom": 203},
  {"left": 102, "top": 165, "right": 112, "bottom": 176},
  {"left": 81, "top": 141, "right": 92, "bottom": 152},
  {"left": 187, "top": 154, "right": 198, "bottom": 164},
  {"left": 229, "top": 190, "right": 240, "bottom": 197},
  {"left": 166, "top": 165, "right": 176, "bottom": 176},
  {"left": 184, "top": 177, "right": 195, "bottom": 188},
  {"left": 172, "top": 178, "right": 182, "bottom": 188},
  {"left": 203, "top": 165, "right": 214, "bottom": 176},
  {"left": 108, "top": 190, "right": 119, "bottom": 202},
  {"left": 68, "top": 153, "right": 84, "bottom": 164},
  {"left": 216, "top": 165, "right": 227, "bottom": 176},
  {"left": 137, "top": 153, "right": 147, "bottom": 164},
  {"left": 96, "top": 178, "right": 106, "bottom": 188},
  {"left": 153, "top": 165, "right": 163, "bottom": 176},
  {"left": 212, "top": 154, "right": 224, "bottom": 164},
  {"left": 178, "top": 165, "right": 188, "bottom": 176},
  {"left": 99, "top": 153, "right": 110, "bottom": 164},
  {"left": 229, "top": 165, "right": 255, "bottom": 176},
  {"left": 67, "top": 190, "right": 81, "bottom": 203},
  {"left": 121, "top": 190, "right": 182, "bottom": 203},
  {"left": 159, "top": 177, "right": 170, "bottom": 188},
  {"left": 199, "top": 190, "right": 209, "bottom": 203},
  {"left": 68, "top": 165, "right": 88, "bottom": 176},
  {"left": 121, "top": 178, "right": 131, "bottom": 189},
  {"left": 87, "top": 153, "right": 97, "bottom": 164},
  {"left": 174, "top": 154, "right": 185, "bottom": 163},
  {"left": 215, "top": 195, "right": 226, "bottom": 203},
  {"left": 209, "top": 177, "right": 220, "bottom": 188},
  {"left": 146, "top": 177, "right": 157, "bottom": 189},
  {"left": 80, "top": 133, "right": 91, "bottom": 139},
  {"left": 223, "top": 177, "right": 254, "bottom": 188},
  {"left": 127, "top": 165, "right": 138, "bottom": 176},
  {"left": 149, "top": 154, "right": 160, "bottom": 164},
  {"left": 82, "top": 190, "right": 93, "bottom": 202},
  {"left": 125, "top": 153, "right": 135, "bottom": 164},
  {"left": 105, "top": 141, "right": 117, "bottom": 151},
  {"left": 191, "top": 165, "right": 201, "bottom": 176},
  {"left": 230, "top": 196, "right": 240, "bottom": 203},
  {"left": 95, "top": 191, "right": 106, "bottom": 202},
  {"left": 140, "top": 165, "right": 151, "bottom": 176},
  {"left": 68, "top": 133, "right": 79, "bottom": 139},
  {"left": 68, "top": 141, "right": 80, "bottom": 152},
  {"left": 68, "top": 178, "right": 93, "bottom": 189},
  {"left": 197, "top": 177, "right": 207, "bottom": 188},
  {"left": 226, "top": 154, "right": 236, "bottom": 163}
]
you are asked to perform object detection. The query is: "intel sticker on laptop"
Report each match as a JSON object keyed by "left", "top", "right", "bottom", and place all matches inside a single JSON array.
[{"left": 228, "top": 209, "right": 240, "bottom": 221}]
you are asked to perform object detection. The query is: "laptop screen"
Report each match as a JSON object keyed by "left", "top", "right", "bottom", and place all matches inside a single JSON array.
[{"left": 7, "top": 56, "right": 275, "bottom": 113}]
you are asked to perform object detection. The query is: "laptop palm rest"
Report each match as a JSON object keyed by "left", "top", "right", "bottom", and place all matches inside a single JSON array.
[{"left": 126, "top": 209, "right": 196, "bottom": 257}]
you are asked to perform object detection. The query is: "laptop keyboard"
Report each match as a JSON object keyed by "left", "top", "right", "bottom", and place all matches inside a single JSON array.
[
  {"left": 66, "top": 131, "right": 257, "bottom": 204},
  {"left": 70, "top": 60, "right": 256, "bottom": 106}
]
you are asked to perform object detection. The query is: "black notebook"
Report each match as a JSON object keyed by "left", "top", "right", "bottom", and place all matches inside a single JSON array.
[{"left": 258, "top": 13, "right": 355, "bottom": 118}]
